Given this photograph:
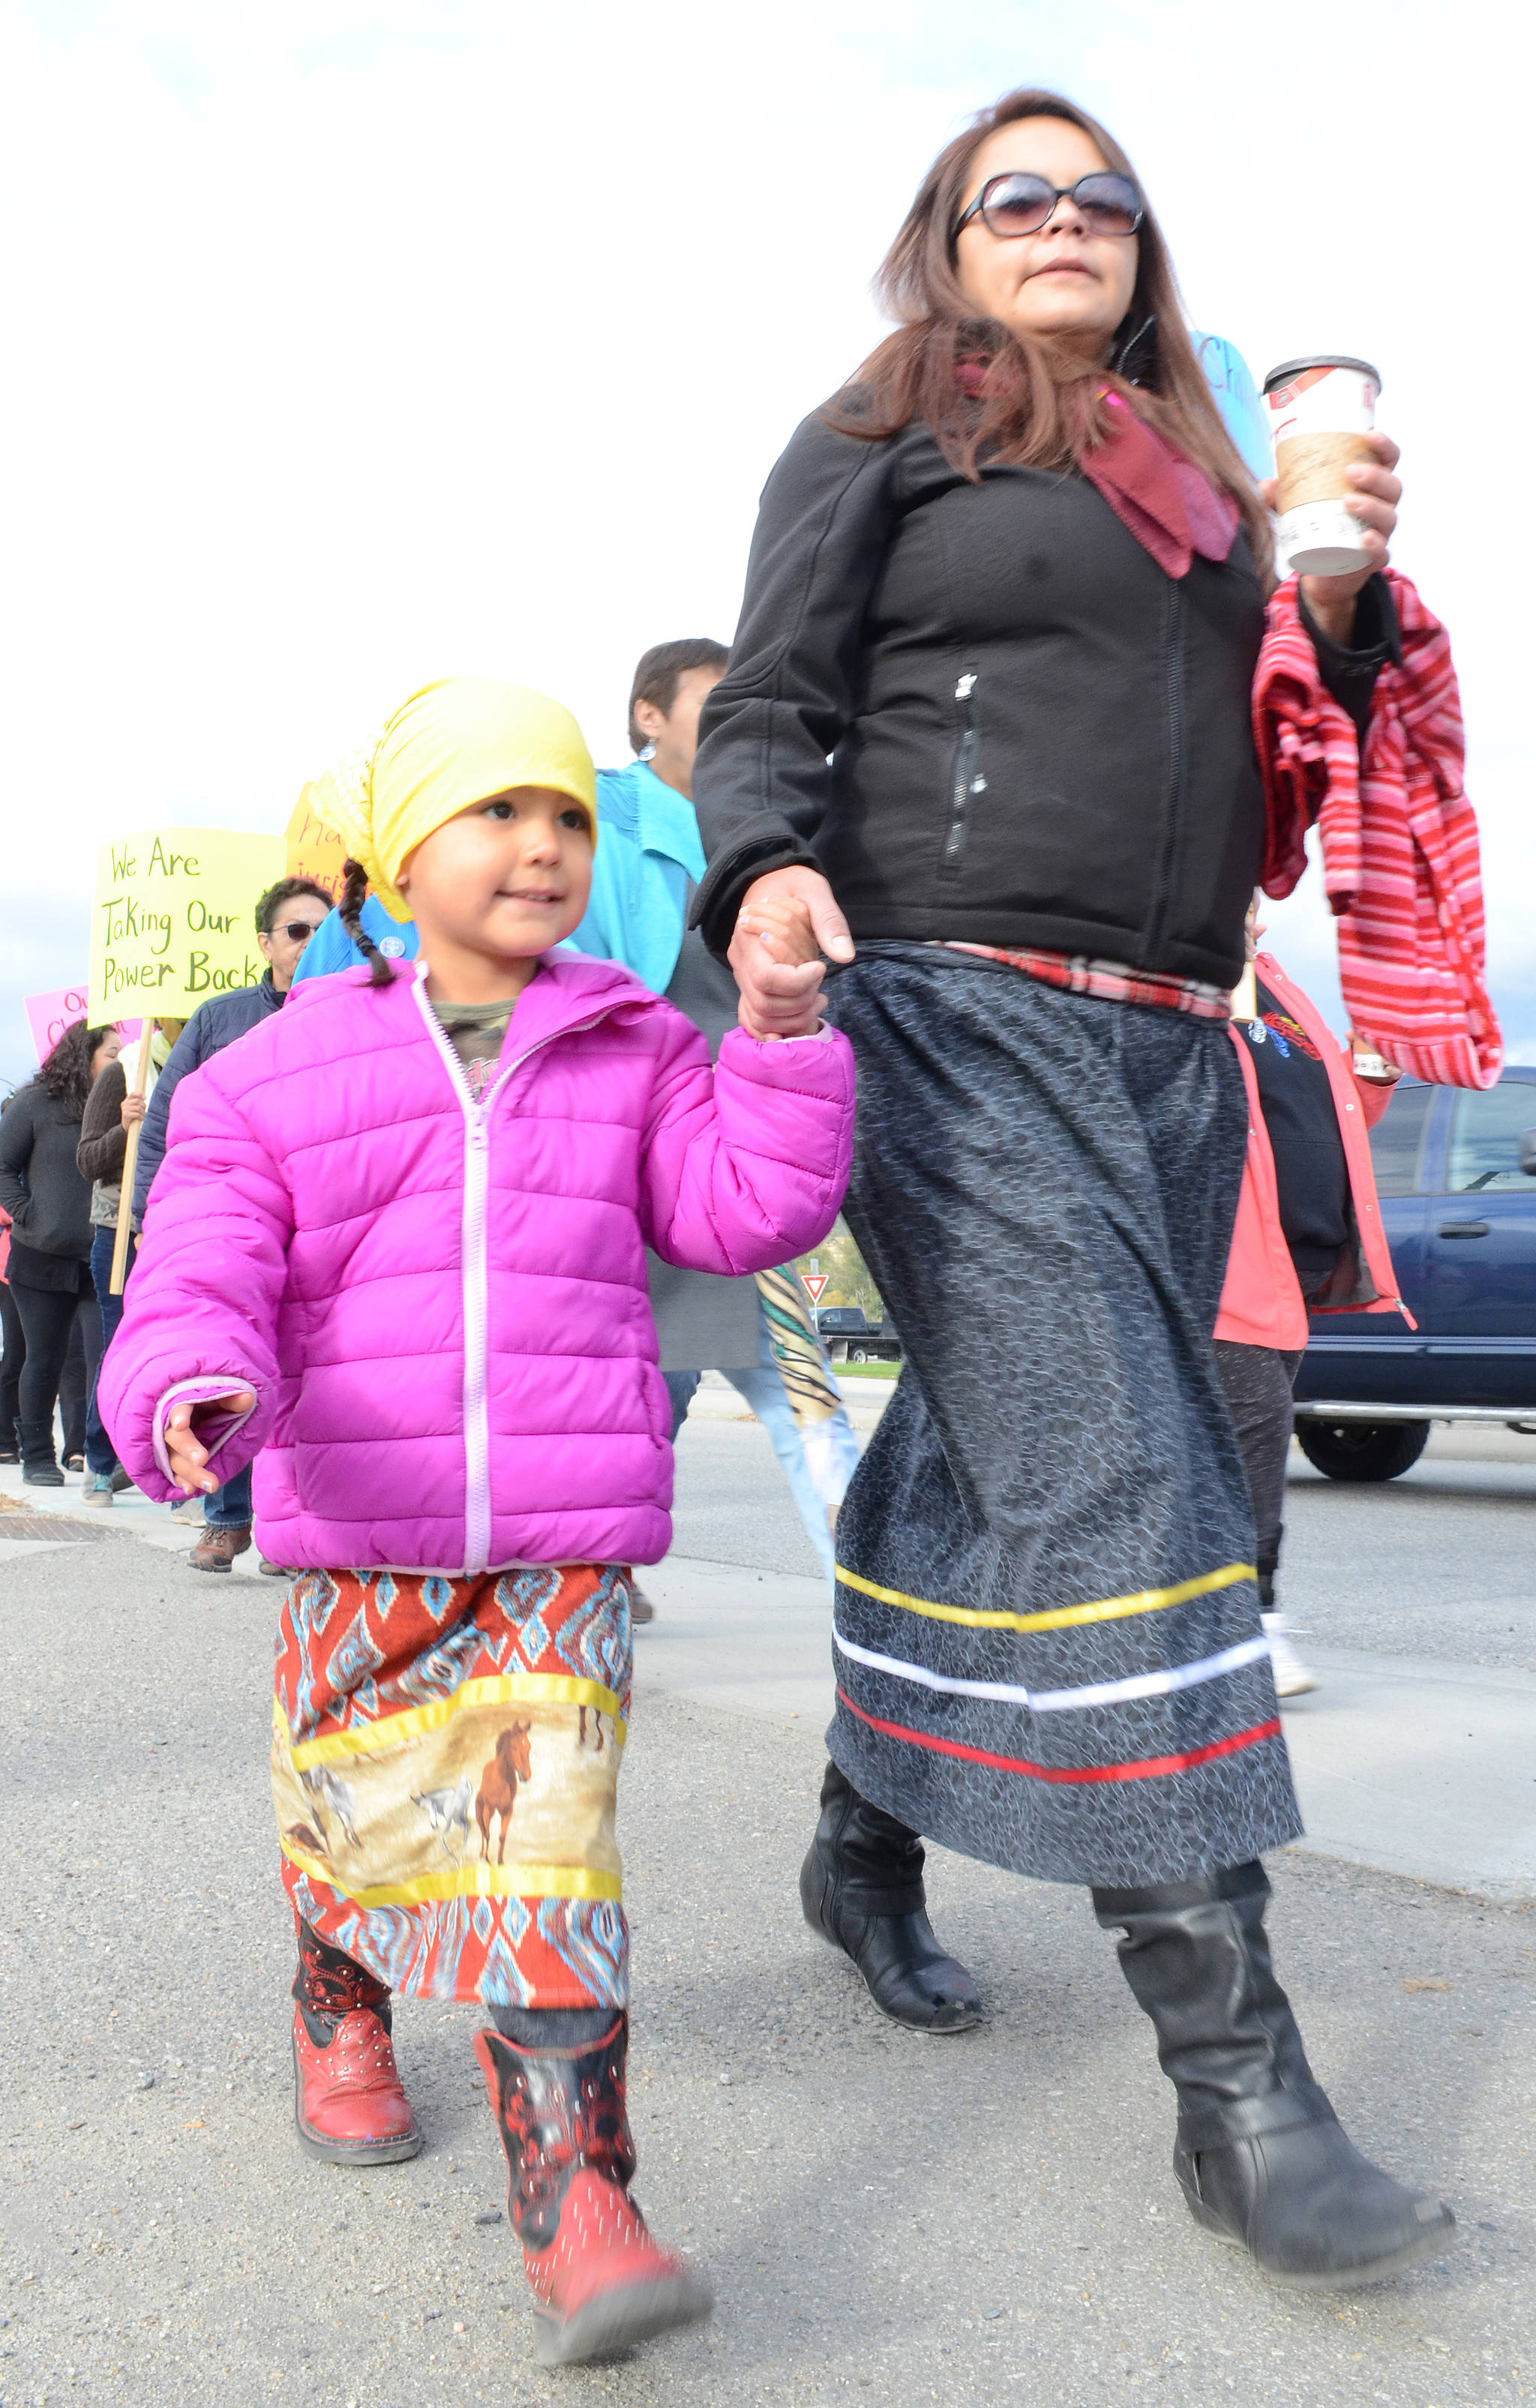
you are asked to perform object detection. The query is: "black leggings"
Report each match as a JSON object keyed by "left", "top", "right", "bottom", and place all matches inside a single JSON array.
[
  {"left": 9, "top": 1280, "right": 99, "bottom": 1445},
  {"left": 1214, "top": 1340, "right": 1303, "bottom": 1612},
  {"left": 0, "top": 1279, "right": 24, "bottom": 1437}
]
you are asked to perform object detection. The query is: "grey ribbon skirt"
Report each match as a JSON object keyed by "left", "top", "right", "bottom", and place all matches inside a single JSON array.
[{"left": 824, "top": 948, "right": 1302, "bottom": 1888}]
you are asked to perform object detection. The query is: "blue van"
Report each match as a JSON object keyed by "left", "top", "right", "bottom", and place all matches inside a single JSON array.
[{"left": 1292, "top": 1066, "right": 1536, "bottom": 1479}]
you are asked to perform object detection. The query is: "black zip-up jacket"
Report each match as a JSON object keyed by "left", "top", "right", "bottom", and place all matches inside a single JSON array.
[
  {"left": 693, "top": 406, "right": 1309, "bottom": 989},
  {"left": 0, "top": 1084, "right": 92, "bottom": 1264}
]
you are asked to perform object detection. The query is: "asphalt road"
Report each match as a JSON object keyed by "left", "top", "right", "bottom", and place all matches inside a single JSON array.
[{"left": 2, "top": 1419, "right": 1534, "bottom": 2405}]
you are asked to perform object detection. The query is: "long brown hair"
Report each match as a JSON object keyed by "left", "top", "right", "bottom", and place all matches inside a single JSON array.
[
  {"left": 35, "top": 1019, "right": 116, "bottom": 1113},
  {"left": 830, "top": 88, "right": 1273, "bottom": 581}
]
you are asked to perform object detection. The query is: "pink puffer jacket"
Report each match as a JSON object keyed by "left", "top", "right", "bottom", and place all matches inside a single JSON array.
[{"left": 100, "top": 954, "right": 854, "bottom": 1572}]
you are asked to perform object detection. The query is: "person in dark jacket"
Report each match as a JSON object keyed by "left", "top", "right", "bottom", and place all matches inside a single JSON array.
[
  {"left": 134, "top": 874, "right": 332, "bottom": 1568},
  {"left": 692, "top": 87, "right": 1450, "bottom": 2293},
  {"left": 0, "top": 1021, "right": 122, "bottom": 1482},
  {"left": 74, "top": 1046, "right": 148, "bottom": 1502}
]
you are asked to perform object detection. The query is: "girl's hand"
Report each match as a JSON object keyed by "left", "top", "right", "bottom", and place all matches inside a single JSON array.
[
  {"left": 730, "top": 867, "right": 854, "bottom": 1040},
  {"left": 120, "top": 1091, "right": 146, "bottom": 1130},
  {"left": 164, "top": 1389, "right": 255, "bottom": 1494},
  {"left": 1260, "top": 428, "right": 1401, "bottom": 645}
]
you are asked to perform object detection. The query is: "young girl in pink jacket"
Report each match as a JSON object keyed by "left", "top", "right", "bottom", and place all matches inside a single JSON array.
[{"left": 100, "top": 677, "right": 855, "bottom": 2368}]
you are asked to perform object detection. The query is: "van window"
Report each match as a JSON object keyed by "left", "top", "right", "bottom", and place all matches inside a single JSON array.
[
  {"left": 1367, "top": 1084, "right": 1433, "bottom": 1196},
  {"left": 1447, "top": 1083, "right": 1536, "bottom": 1193}
]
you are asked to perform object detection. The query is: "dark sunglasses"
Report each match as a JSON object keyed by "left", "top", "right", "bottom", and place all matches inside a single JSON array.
[
  {"left": 271, "top": 919, "right": 327, "bottom": 943},
  {"left": 956, "top": 170, "right": 1143, "bottom": 241}
]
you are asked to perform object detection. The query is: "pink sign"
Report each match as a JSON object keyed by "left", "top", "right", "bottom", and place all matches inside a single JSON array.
[{"left": 23, "top": 986, "right": 142, "bottom": 1067}]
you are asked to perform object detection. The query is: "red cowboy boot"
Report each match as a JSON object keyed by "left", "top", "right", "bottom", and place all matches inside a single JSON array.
[
  {"left": 291, "top": 1919, "right": 421, "bottom": 2165},
  {"left": 473, "top": 2014, "right": 711, "bottom": 2365}
]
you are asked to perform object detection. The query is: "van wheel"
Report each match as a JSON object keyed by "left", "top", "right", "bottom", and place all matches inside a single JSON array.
[
  {"left": 850, "top": 1348, "right": 867, "bottom": 1363},
  {"left": 1294, "top": 1420, "right": 1431, "bottom": 1482}
]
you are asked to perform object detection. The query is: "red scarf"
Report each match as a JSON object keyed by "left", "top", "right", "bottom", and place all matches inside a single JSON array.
[
  {"left": 1078, "top": 391, "right": 1238, "bottom": 578},
  {"left": 954, "top": 361, "right": 1238, "bottom": 577}
]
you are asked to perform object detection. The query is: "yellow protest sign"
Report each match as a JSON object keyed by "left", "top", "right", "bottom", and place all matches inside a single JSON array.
[
  {"left": 285, "top": 784, "right": 348, "bottom": 901},
  {"left": 88, "top": 827, "right": 286, "bottom": 1020}
]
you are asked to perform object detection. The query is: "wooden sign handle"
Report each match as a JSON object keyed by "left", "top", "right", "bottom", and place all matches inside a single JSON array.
[{"left": 110, "top": 1019, "right": 157, "bottom": 1296}]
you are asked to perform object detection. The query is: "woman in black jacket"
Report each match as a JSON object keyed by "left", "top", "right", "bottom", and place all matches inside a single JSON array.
[
  {"left": 0, "top": 1019, "right": 121, "bottom": 1483},
  {"left": 693, "top": 89, "right": 1448, "bottom": 2288}
]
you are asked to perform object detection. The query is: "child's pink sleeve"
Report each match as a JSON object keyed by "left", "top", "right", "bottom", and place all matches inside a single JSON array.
[
  {"left": 98, "top": 1055, "right": 292, "bottom": 1499},
  {"left": 638, "top": 1011, "right": 855, "bottom": 1276}
]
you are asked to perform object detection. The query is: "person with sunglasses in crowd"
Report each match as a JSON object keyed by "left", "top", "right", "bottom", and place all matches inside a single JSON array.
[
  {"left": 692, "top": 87, "right": 1462, "bottom": 2291},
  {"left": 132, "top": 874, "right": 334, "bottom": 1570}
]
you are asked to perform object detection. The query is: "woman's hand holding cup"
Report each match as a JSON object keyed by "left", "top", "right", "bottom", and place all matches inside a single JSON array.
[{"left": 1260, "top": 429, "right": 1402, "bottom": 644}]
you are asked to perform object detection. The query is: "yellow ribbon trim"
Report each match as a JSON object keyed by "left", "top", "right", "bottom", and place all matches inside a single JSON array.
[
  {"left": 279, "top": 1837, "right": 622, "bottom": 1909},
  {"left": 277, "top": 1674, "right": 627, "bottom": 1771},
  {"left": 833, "top": 1560, "right": 1256, "bottom": 1636}
]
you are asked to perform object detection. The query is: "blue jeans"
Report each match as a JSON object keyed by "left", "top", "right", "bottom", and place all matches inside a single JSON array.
[
  {"left": 204, "top": 1459, "right": 253, "bottom": 1530},
  {"left": 664, "top": 1303, "right": 861, "bottom": 1585},
  {"left": 86, "top": 1228, "right": 134, "bottom": 1477}
]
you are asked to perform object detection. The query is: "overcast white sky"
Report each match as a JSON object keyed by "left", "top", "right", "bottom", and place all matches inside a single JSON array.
[{"left": 1, "top": 0, "right": 1528, "bottom": 1081}]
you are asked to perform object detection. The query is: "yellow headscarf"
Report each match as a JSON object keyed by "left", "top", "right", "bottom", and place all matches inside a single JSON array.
[{"left": 299, "top": 677, "right": 598, "bottom": 924}]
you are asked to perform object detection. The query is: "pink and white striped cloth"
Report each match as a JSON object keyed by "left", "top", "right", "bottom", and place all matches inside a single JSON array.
[{"left": 1254, "top": 568, "right": 1501, "bottom": 1090}]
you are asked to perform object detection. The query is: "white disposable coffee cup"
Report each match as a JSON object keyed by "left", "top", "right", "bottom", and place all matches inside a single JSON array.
[{"left": 1262, "top": 355, "right": 1381, "bottom": 577}]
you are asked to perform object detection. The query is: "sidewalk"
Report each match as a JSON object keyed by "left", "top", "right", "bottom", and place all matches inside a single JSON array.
[
  {"left": 635, "top": 1553, "right": 1536, "bottom": 1904},
  {"left": 8, "top": 1456, "right": 1535, "bottom": 1901},
  {"left": 0, "top": 1460, "right": 266, "bottom": 1571}
]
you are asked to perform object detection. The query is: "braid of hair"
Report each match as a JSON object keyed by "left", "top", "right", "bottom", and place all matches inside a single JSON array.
[{"left": 339, "top": 858, "right": 394, "bottom": 986}]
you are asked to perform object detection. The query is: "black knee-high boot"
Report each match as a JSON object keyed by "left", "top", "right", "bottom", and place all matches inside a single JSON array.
[
  {"left": 800, "top": 1759, "right": 982, "bottom": 2032},
  {"left": 1094, "top": 1862, "right": 1454, "bottom": 2288}
]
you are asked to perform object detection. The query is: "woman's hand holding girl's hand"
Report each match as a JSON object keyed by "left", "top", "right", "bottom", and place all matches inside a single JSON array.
[
  {"left": 164, "top": 1389, "right": 255, "bottom": 1494},
  {"left": 1260, "top": 429, "right": 1402, "bottom": 646},
  {"left": 120, "top": 1091, "right": 146, "bottom": 1129},
  {"left": 730, "top": 867, "right": 854, "bottom": 1041}
]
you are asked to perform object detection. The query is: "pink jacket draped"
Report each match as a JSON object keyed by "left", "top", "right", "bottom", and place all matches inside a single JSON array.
[
  {"left": 1216, "top": 955, "right": 1409, "bottom": 1351},
  {"left": 100, "top": 954, "right": 854, "bottom": 1573}
]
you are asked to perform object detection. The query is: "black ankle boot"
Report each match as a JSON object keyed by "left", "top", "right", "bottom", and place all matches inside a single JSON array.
[
  {"left": 800, "top": 1759, "right": 982, "bottom": 2032},
  {"left": 19, "top": 1418, "right": 64, "bottom": 1486},
  {"left": 1094, "top": 1862, "right": 1454, "bottom": 2288}
]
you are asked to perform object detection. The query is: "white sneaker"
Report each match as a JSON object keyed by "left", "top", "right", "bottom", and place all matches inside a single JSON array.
[{"left": 1262, "top": 1612, "right": 1318, "bottom": 1699}]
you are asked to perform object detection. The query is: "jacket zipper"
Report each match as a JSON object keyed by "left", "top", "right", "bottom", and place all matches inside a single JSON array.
[
  {"left": 411, "top": 979, "right": 612, "bottom": 1575},
  {"left": 1142, "top": 583, "right": 1185, "bottom": 964},
  {"left": 940, "top": 668, "right": 983, "bottom": 876}
]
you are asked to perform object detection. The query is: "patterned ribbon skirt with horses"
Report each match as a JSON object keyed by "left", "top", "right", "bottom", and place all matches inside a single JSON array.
[{"left": 271, "top": 1563, "right": 632, "bottom": 2011}]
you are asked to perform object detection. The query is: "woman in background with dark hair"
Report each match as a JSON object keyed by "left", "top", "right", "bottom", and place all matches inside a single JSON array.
[
  {"left": 692, "top": 88, "right": 1454, "bottom": 2289},
  {"left": 0, "top": 1019, "right": 121, "bottom": 1483}
]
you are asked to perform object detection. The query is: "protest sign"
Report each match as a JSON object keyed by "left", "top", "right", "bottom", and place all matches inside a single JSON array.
[
  {"left": 285, "top": 785, "right": 348, "bottom": 901},
  {"left": 23, "top": 986, "right": 142, "bottom": 1065},
  {"left": 88, "top": 827, "right": 284, "bottom": 1021}
]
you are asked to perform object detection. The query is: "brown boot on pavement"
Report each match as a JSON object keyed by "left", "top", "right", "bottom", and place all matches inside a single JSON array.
[{"left": 188, "top": 1525, "right": 252, "bottom": 1573}]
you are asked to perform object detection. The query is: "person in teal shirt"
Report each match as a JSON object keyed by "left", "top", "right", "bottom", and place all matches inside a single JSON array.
[{"left": 1191, "top": 330, "right": 1271, "bottom": 481}]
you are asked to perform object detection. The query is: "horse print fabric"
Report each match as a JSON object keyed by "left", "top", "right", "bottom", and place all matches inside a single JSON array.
[{"left": 272, "top": 1563, "right": 632, "bottom": 2010}]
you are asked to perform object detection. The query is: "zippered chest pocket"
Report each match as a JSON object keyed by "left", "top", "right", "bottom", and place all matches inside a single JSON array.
[{"left": 940, "top": 667, "right": 984, "bottom": 878}]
